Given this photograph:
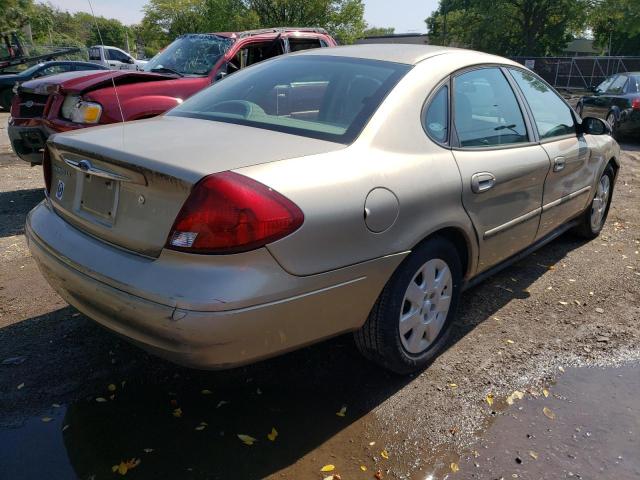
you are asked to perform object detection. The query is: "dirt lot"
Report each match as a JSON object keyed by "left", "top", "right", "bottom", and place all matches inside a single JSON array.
[{"left": 0, "top": 110, "right": 639, "bottom": 480}]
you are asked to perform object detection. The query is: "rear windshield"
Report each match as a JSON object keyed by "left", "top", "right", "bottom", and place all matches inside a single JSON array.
[{"left": 168, "top": 55, "right": 411, "bottom": 144}]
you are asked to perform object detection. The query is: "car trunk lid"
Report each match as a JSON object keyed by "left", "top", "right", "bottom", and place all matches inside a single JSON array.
[{"left": 47, "top": 115, "right": 344, "bottom": 257}]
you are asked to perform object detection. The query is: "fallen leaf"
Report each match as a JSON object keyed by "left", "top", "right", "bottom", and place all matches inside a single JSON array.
[
  {"left": 16, "top": 383, "right": 24, "bottom": 390},
  {"left": 381, "top": 449, "right": 389, "bottom": 459},
  {"left": 200, "top": 389, "right": 212, "bottom": 395},
  {"left": 506, "top": 339, "right": 515, "bottom": 344},
  {"left": 322, "top": 476, "right": 335, "bottom": 480},
  {"left": 172, "top": 408, "right": 182, "bottom": 418},
  {"left": 543, "top": 407, "right": 556, "bottom": 420},
  {"left": 108, "top": 384, "right": 117, "bottom": 392},
  {"left": 95, "top": 397, "right": 108, "bottom": 403},
  {"left": 195, "top": 424, "right": 206, "bottom": 431},
  {"left": 485, "top": 393, "right": 494, "bottom": 406},
  {"left": 450, "top": 462, "right": 460, "bottom": 472},
  {"left": 448, "top": 383, "right": 458, "bottom": 388},
  {"left": 360, "top": 465, "right": 367, "bottom": 471},
  {"left": 506, "top": 390, "right": 525, "bottom": 405},
  {"left": 558, "top": 366, "right": 565, "bottom": 373},
  {"left": 368, "top": 441, "right": 376, "bottom": 446},
  {"left": 41, "top": 417, "right": 53, "bottom": 422},
  {"left": 595, "top": 308, "right": 604, "bottom": 314},
  {"left": 143, "top": 448, "right": 154, "bottom": 453},
  {"left": 558, "top": 301, "right": 568, "bottom": 306},
  {"left": 320, "top": 464, "right": 335, "bottom": 472},
  {"left": 112, "top": 458, "right": 141, "bottom": 476},
  {"left": 542, "top": 388, "right": 550, "bottom": 398},
  {"left": 216, "top": 400, "right": 228, "bottom": 408},
  {"left": 336, "top": 405, "right": 347, "bottom": 417},
  {"left": 267, "top": 427, "right": 278, "bottom": 441},
  {"left": 374, "top": 470, "right": 383, "bottom": 480},
  {"left": 529, "top": 451, "right": 539, "bottom": 460},
  {"left": 237, "top": 434, "right": 257, "bottom": 446}
]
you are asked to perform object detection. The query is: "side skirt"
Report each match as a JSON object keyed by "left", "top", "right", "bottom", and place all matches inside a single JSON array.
[{"left": 462, "top": 219, "right": 580, "bottom": 291}]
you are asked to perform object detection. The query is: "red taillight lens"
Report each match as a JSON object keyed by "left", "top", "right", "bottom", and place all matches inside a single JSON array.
[
  {"left": 42, "top": 148, "right": 52, "bottom": 195},
  {"left": 632, "top": 98, "right": 640, "bottom": 110},
  {"left": 166, "top": 172, "right": 304, "bottom": 254}
]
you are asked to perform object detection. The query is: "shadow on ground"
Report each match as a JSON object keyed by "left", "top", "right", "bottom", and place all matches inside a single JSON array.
[
  {"left": 0, "top": 188, "right": 43, "bottom": 237},
  {"left": 0, "top": 229, "right": 589, "bottom": 479}
]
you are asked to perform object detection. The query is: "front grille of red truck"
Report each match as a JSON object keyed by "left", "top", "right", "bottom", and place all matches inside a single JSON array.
[{"left": 15, "top": 92, "right": 49, "bottom": 118}]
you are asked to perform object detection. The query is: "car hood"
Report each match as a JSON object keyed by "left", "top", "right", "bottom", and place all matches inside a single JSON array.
[
  {"left": 20, "top": 70, "right": 175, "bottom": 95},
  {"left": 49, "top": 115, "right": 346, "bottom": 184}
]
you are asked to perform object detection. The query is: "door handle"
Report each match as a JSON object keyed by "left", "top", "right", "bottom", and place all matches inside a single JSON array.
[
  {"left": 553, "top": 156, "right": 566, "bottom": 172},
  {"left": 471, "top": 172, "right": 496, "bottom": 193}
]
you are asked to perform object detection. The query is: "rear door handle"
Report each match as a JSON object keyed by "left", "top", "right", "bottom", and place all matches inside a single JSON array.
[
  {"left": 471, "top": 172, "right": 496, "bottom": 193},
  {"left": 553, "top": 156, "right": 566, "bottom": 172}
]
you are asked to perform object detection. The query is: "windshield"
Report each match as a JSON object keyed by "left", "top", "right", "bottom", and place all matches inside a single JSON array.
[
  {"left": 168, "top": 55, "right": 410, "bottom": 144},
  {"left": 144, "top": 34, "right": 233, "bottom": 76},
  {"left": 20, "top": 63, "right": 46, "bottom": 76}
]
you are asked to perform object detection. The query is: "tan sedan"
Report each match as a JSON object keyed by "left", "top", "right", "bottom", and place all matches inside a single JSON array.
[{"left": 26, "top": 45, "right": 619, "bottom": 373}]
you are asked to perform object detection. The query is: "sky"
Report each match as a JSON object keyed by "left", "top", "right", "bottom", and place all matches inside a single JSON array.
[{"left": 37, "top": 0, "right": 438, "bottom": 33}]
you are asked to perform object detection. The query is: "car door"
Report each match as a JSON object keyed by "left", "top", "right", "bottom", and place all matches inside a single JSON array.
[
  {"left": 508, "top": 68, "right": 592, "bottom": 239},
  {"left": 105, "top": 48, "right": 134, "bottom": 70},
  {"left": 450, "top": 67, "right": 550, "bottom": 272}
]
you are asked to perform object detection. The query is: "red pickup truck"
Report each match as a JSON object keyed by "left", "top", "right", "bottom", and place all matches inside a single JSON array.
[{"left": 9, "top": 28, "right": 336, "bottom": 163}]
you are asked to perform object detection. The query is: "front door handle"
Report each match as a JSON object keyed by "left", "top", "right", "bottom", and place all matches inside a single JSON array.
[
  {"left": 553, "top": 156, "right": 566, "bottom": 172},
  {"left": 471, "top": 172, "right": 496, "bottom": 193}
]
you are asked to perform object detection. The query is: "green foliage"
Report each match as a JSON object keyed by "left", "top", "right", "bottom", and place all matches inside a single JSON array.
[
  {"left": 425, "top": 0, "right": 589, "bottom": 56},
  {"left": 362, "top": 26, "right": 396, "bottom": 37},
  {"left": 0, "top": 0, "right": 32, "bottom": 31},
  {"left": 588, "top": 0, "right": 640, "bottom": 55}
]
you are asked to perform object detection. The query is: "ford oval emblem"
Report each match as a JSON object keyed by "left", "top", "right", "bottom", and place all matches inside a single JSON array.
[{"left": 25, "top": 100, "right": 34, "bottom": 108}]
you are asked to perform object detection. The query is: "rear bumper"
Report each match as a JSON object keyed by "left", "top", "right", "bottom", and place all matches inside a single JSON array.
[{"left": 26, "top": 201, "right": 404, "bottom": 368}]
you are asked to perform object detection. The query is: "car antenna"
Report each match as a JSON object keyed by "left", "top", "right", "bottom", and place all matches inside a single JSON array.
[{"left": 86, "top": 0, "right": 126, "bottom": 125}]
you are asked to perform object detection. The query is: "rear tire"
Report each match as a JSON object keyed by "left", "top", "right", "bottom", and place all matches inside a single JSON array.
[
  {"left": 574, "top": 165, "right": 614, "bottom": 239},
  {"left": 354, "top": 236, "right": 462, "bottom": 374}
]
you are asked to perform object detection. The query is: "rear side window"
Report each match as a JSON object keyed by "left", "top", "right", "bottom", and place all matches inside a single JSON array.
[
  {"left": 88, "top": 47, "right": 101, "bottom": 60},
  {"left": 289, "top": 38, "right": 322, "bottom": 52},
  {"left": 453, "top": 68, "right": 528, "bottom": 148},
  {"left": 423, "top": 85, "right": 448, "bottom": 144},
  {"left": 509, "top": 69, "right": 576, "bottom": 140}
]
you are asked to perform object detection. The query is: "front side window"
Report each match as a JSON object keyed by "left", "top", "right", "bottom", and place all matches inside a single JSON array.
[
  {"left": 423, "top": 85, "right": 448, "bottom": 143},
  {"left": 169, "top": 55, "right": 410, "bottom": 144},
  {"left": 453, "top": 68, "right": 528, "bottom": 148},
  {"left": 40, "top": 64, "right": 71, "bottom": 76},
  {"left": 509, "top": 69, "right": 576, "bottom": 140},
  {"left": 606, "top": 75, "right": 628, "bottom": 94},
  {"left": 594, "top": 76, "right": 614, "bottom": 94}
]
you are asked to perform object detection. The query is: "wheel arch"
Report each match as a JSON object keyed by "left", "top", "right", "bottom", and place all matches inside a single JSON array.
[{"left": 411, "top": 226, "right": 476, "bottom": 281}]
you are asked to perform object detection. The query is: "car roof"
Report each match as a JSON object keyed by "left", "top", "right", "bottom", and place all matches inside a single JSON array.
[{"left": 295, "top": 44, "right": 514, "bottom": 66}]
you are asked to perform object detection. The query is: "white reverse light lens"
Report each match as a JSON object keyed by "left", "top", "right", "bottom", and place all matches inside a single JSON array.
[{"left": 170, "top": 231, "right": 198, "bottom": 248}]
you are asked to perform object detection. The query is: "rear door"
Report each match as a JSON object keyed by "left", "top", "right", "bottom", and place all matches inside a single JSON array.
[
  {"left": 450, "top": 67, "right": 550, "bottom": 272},
  {"left": 508, "top": 68, "right": 592, "bottom": 239}
]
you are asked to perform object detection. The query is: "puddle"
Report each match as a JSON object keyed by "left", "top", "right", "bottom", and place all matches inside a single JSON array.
[
  {"left": 414, "top": 363, "right": 640, "bottom": 479},
  {"left": 1, "top": 362, "right": 638, "bottom": 479}
]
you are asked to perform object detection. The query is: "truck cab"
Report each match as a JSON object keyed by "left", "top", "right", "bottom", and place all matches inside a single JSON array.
[
  {"left": 9, "top": 28, "right": 337, "bottom": 164},
  {"left": 88, "top": 45, "right": 147, "bottom": 71}
]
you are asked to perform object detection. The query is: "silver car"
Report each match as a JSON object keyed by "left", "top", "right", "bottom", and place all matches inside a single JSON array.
[{"left": 26, "top": 45, "right": 619, "bottom": 373}]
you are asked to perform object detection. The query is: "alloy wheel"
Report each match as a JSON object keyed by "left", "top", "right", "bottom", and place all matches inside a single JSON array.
[
  {"left": 399, "top": 258, "right": 452, "bottom": 354},
  {"left": 590, "top": 173, "right": 611, "bottom": 231}
]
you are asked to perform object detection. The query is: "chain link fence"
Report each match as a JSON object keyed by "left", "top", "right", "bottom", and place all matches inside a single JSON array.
[{"left": 512, "top": 56, "right": 640, "bottom": 91}]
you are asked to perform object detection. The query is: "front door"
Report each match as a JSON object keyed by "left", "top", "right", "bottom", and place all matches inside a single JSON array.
[
  {"left": 450, "top": 67, "right": 549, "bottom": 272},
  {"left": 508, "top": 68, "right": 594, "bottom": 238}
]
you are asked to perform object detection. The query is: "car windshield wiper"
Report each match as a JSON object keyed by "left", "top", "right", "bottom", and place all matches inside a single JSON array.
[{"left": 149, "top": 67, "right": 184, "bottom": 77}]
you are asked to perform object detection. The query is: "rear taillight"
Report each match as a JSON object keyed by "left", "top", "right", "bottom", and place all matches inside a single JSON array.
[
  {"left": 166, "top": 172, "right": 304, "bottom": 254},
  {"left": 632, "top": 98, "right": 640, "bottom": 110},
  {"left": 43, "top": 148, "right": 52, "bottom": 195}
]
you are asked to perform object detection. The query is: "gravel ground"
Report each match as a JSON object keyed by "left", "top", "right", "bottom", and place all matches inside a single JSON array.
[{"left": 0, "top": 111, "right": 638, "bottom": 479}]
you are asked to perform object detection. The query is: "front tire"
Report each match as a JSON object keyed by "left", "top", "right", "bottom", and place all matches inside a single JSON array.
[
  {"left": 575, "top": 165, "right": 614, "bottom": 239},
  {"left": 354, "top": 236, "right": 462, "bottom": 374}
]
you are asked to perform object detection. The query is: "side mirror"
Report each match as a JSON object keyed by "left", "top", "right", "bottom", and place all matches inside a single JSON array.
[
  {"left": 581, "top": 116, "right": 611, "bottom": 136},
  {"left": 127, "top": 57, "right": 135, "bottom": 64}
]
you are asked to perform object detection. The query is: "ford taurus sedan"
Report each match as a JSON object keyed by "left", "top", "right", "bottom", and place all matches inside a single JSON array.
[{"left": 26, "top": 45, "right": 619, "bottom": 374}]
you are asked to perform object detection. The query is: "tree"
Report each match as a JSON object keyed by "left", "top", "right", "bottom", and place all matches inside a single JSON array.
[
  {"left": 0, "top": 0, "right": 32, "bottom": 31},
  {"left": 588, "top": 0, "right": 640, "bottom": 55},
  {"left": 425, "top": 0, "right": 588, "bottom": 56},
  {"left": 362, "top": 26, "right": 395, "bottom": 37}
]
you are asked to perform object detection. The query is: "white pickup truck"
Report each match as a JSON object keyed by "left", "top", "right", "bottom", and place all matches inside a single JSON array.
[{"left": 88, "top": 45, "right": 148, "bottom": 71}]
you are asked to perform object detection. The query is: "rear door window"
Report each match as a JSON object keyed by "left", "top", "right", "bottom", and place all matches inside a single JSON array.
[
  {"left": 88, "top": 47, "right": 101, "bottom": 61},
  {"left": 606, "top": 75, "right": 628, "bottom": 94},
  {"left": 453, "top": 68, "right": 528, "bottom": 147},
  {"left": 509, "top": 68, "right": 576, "bottom": 140}
]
